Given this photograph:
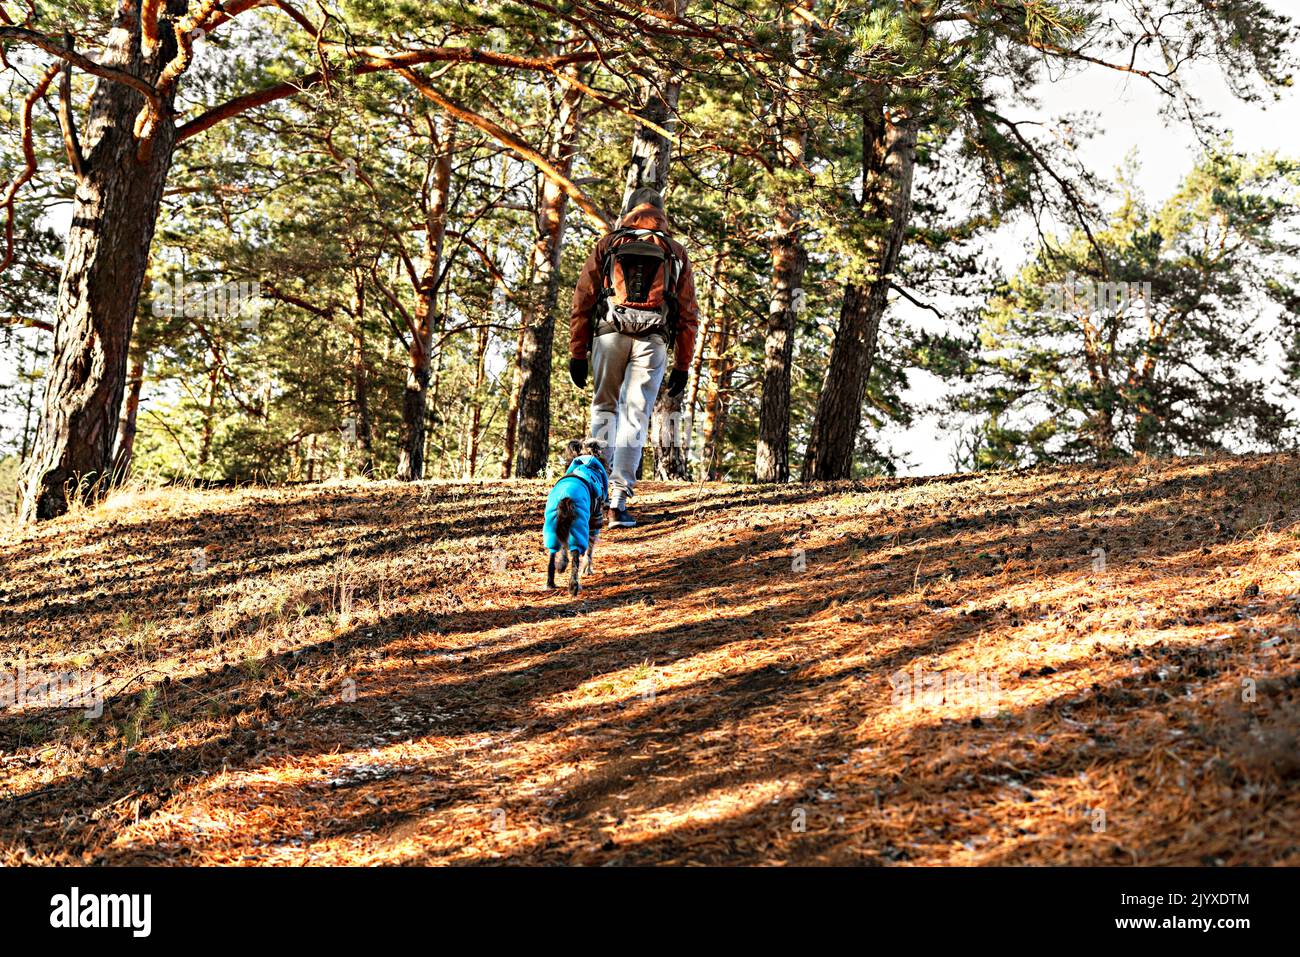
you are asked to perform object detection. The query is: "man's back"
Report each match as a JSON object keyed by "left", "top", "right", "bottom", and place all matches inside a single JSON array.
[
  {"left": 569, "top": 201, "right": 699, "bottom": 369},
  {"left": 565, "top": 188, "right": 700, "bottom": 528}
]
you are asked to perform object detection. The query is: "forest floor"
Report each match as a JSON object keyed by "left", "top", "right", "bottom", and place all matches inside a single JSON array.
[{"left": 1, "top": 453, "right": 1298, "bottom": 865}]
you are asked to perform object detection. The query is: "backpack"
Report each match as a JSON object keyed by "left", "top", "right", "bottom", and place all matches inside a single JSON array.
[{"left": 598, "top": 227, "right": 682, "bottom": 338}]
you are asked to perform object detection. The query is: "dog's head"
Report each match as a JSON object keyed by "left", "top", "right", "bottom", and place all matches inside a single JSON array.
[
  {"left": 581, "top": 437, "right": 609, "bottom": 471},
  {"left": 564, "top": 437, "right": 610, "bottom": 472}
]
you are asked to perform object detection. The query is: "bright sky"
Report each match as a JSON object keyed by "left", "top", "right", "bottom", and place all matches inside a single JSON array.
[{"left": 883, "top": 27, "right": 1300, "bottom": 476}]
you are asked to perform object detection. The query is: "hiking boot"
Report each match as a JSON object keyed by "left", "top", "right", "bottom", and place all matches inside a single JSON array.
[{"left": 608, "top": 505, "right": 636, "bottom": 528}]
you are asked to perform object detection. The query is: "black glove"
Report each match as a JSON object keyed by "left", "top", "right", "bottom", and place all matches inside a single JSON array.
[
  {"left": 569, "top": 358, "right": 588, "bottom": 388},
  {"left": 666, "top": 368, "right": 688, "bottom": 398}
]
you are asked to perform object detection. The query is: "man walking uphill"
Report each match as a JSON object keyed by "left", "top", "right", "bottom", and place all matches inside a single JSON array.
[{"left": 568, "top": 187, "right": 699, "bottom": 528}]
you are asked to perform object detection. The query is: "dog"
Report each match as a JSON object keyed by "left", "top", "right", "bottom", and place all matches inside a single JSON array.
[{"left": 544, "top": 438, "right": 610, "bottom": 595}]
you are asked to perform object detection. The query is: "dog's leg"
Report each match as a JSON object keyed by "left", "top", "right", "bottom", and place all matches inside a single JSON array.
[
  {"left": 584, "top": 536, "right": 596, "bottom": 575},
  {"left": 546, "top": 551, "right": 556, "bottom": 589},
  {"left": 556, "top": 548, "right": 568, "bottom": 573},
  {"left": 568, "top": 550, "right": 581, "bottom": 596}
]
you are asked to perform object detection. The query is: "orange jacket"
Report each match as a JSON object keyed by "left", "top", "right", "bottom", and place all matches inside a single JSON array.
[{"left": 569, "top": 203, "right": 700, "bottom": 372}]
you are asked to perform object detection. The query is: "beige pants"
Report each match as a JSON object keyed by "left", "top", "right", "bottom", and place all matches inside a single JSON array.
[{"left": 590, "top": 330, "right": 668, "bottom": 508}]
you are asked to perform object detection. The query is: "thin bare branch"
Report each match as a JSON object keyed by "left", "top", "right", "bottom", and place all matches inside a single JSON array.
[{"left": 0, "top": 60, "right": 60, "bottom": 274}]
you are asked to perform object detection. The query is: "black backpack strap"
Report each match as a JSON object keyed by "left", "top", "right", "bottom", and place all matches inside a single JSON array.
[
  {"left": 661, "top": 244, "right": 683, "bottom": 339},
  {"left": 599, "top": 228, "right": 639, "bottom": 293}
]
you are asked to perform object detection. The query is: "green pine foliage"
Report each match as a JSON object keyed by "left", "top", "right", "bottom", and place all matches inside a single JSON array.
[{"left": 0, "top": 1, "right": 1296, "bottom": 497}]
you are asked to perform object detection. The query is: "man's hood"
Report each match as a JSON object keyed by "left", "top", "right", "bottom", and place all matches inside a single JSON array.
[{"left": 618, "top": 203, "right": 671, "bottom": 233}]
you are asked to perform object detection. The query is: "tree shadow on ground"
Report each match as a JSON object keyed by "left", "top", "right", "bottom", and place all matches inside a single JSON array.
[{"left": 1, "top": 454, "right": 1297, "bottom": 864}]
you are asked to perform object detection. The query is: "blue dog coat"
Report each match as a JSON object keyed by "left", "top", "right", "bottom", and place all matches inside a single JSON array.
[{"left": 543, "top": 455, "right": 609, "bottom": 554}]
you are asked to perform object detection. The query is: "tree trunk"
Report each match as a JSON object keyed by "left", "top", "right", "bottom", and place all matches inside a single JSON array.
[
  {"left": 678, "top": 234, "right": 723, "bottom": 473},
  {"left": 700, "top": 307, "right": 733, "bottom": 481},
  {"left": 305, "top": 433, "right": 318, "bottom": 483},
  {"left": 349, "top": 319, "right": 373, "bottom": 477},
  {"left": 755, "top": 0, "right": 815, "bottom": 483},
  {"left": 619, "top": 2, "right": 686, "bottom": 211},
  {"left": 652, "top": 251, "right": 711, "bottom": 481},
  {"left": 1091, "top": 405, "right": 1118, "bottom": 458},
  {"left": 112, "top": 261, "right": 159, "bottom": 483},
  {"left": 651, "top": 385, "right": 690, "bottom": 479},
  {"left": 697, "top": 190, "right": 735, "bottom": 481},
  {"left": 467, "top": 322, "right": 488, "bottom": 477},
  {"left": 501, "top": 320, "right": 527, "bottom": 478},
  {"left": 19, "top": 339, "right": 44, "bottom": 462},
  {"left": 515, "top": 70, "right": 584, "bottom": 478},
  {"left": 197, "top": 363, "right": 219, "bottom": 471},
  {"left": 623, "top": 0, "right": 690, "bottom": 479},
  {"left": 681, "top": 304, "right": 711, "bottom": 462},
  {"left": 397, "top": 117, "right": 456, "bottom": 481},
  {"left": 802, "top": 99, "right": 919, "bottom": 481},
  {"left": 112, "top": 349, "right": 145, "bottom": 480},
  {"left": 460, "top": 395, "right": 475, "bottom": 475},
  {"left": 755, "top": 233, "right": 806, "bottom": 483},
  {"left": 19, "top": 2, "right": 189, "bottom": 521},
  {"left": 348, "top": 270, "right": 374, "bottom": 475},
  {"left": 426, "top": 292, "right": 449, "bottom": 477},
  {"left": 396, "top": 358, "right": 430, "bottom": 481}
]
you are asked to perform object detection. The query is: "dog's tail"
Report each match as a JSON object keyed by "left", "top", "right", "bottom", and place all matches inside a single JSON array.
[{"left": 555, "top": 497, "right": 578, "bottom": 549}]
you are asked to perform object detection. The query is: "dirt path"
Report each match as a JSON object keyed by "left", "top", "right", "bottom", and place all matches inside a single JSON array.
[{"left": 2, "top": 454, "right": 1298, "bottom": 864}]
